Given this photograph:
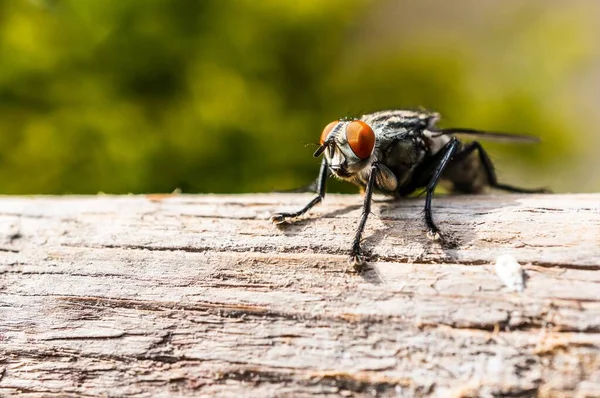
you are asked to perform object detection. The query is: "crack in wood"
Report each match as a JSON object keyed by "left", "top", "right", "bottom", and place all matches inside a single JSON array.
[{"left": 55, "top": 243, "right": 600, "bottom": 271}]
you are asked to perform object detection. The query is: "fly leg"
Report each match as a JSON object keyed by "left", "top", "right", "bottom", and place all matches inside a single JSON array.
[
  {"left": 453, "top": 141, "right": 550, "bottom": 193},
  {"left": 349, "top": 162, "right": 379, "bottom": 271},
  {"left": 270, "top": 158, "right": 329, "bottom": 224},
  {"left": 424, "top": 138, "right": 461, "bottom": 240}
]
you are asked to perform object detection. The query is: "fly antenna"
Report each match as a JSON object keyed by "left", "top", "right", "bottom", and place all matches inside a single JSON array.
[{"left": 313, "top": 142, "right": 328, "bottom": 157}]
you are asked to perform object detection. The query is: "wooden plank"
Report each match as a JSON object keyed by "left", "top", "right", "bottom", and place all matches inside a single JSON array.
[{"left": 0, "top": 193, "right": 599, "bottom": 397}]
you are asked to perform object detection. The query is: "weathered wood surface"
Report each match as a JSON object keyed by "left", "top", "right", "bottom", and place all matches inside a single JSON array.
[{"left": 0, "top": 193, "right": 599, "bottom": 397}]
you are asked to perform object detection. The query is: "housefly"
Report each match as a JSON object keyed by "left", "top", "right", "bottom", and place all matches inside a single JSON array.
[{"left": 271, "top": 110, "right": 548, "bottom": 270}]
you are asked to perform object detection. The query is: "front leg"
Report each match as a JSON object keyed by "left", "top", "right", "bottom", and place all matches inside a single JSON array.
[
  {"left": 349, "top": 162, "right": 379, "bottom": 271},
  {"left": 271, "top": 159, "right": 329, "bottom": 224}
]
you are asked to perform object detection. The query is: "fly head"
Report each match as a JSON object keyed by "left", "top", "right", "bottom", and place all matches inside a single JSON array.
[{"left": 314, "top": 119, "right": 376, "bottom": 179}]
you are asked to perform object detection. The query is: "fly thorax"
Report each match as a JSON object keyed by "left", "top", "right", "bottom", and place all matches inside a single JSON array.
[{"left": 382, "top": 139, "right": 423, "bottom": 168}]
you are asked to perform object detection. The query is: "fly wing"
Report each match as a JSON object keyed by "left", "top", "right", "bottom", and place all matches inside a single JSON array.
[{"left": 431, "top": 128, "right": 541, "bottom": 144}]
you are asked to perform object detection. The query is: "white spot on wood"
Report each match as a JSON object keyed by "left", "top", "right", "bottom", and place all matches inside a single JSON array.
[{"left": 495, "top": 254, "right": 525, "bottom": 292}]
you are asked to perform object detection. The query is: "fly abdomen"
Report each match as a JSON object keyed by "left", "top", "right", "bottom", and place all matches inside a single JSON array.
[{"left": 441, "top": 141, "right": 489, "bottom": 193}]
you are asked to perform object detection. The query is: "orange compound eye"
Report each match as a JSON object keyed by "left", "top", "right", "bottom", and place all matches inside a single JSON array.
[
  {"left": 320, "top": 121, "right": 338, "bottom": 144},
  {"left": 345, "top": 121, "right": 375, "bottom": 159}
]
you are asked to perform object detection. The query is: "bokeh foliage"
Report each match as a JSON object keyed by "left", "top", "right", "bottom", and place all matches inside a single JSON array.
[{"left": 0, "top": 0, "right": 596, "bottom": 194}]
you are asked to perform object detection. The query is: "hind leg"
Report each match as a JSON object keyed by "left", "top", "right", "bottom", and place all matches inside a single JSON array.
[{"left": 452, "top": 141, "right": 550, "bottom": 193}]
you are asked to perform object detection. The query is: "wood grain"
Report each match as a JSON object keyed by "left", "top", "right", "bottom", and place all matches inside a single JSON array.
[{"left": 0, "top": 193, "right": 599, "bottom": 397}]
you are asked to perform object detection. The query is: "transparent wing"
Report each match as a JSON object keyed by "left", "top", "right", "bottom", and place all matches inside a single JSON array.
[{"left": 431, "top": 128, "right": 541, "bottom": 144}]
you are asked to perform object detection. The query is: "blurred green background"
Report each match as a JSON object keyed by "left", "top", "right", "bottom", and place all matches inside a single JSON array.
[{"left": 0, "top": 0, "right": 598, "bottom": 194}]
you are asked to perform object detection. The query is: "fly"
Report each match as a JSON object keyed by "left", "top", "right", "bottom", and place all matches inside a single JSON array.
[{"left": 271, "top": 109, "right": 548, "bottom": 270}]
